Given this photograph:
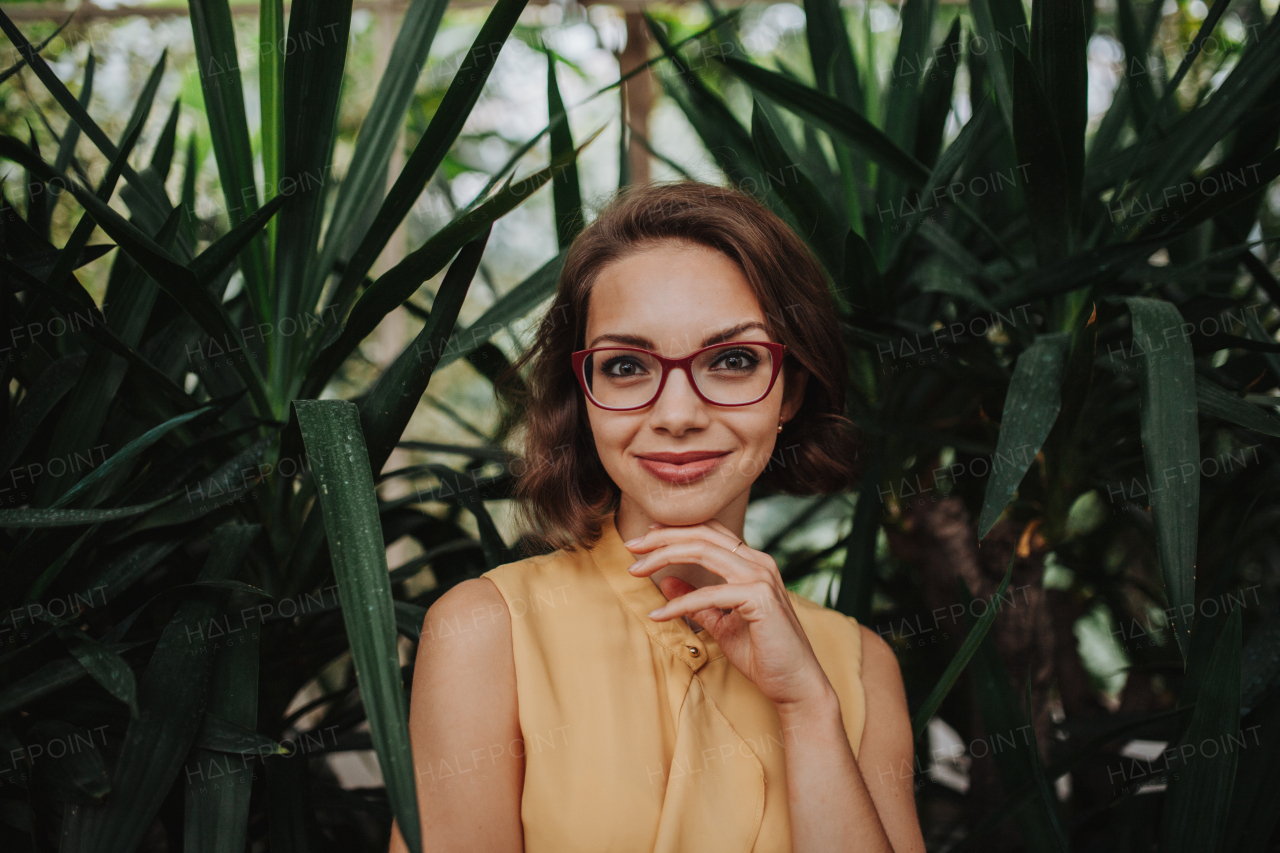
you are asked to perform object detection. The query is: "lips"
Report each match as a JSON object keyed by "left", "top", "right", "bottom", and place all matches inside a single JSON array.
[{"left": 635, "top": 450, "right": 731, "bottom": 484}]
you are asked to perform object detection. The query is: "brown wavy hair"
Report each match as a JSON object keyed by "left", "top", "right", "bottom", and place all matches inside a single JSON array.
[{"left": 495, "top": 180, "right": 860, "bottom": 555}]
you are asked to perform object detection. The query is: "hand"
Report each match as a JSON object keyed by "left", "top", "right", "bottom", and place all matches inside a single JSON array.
[{"left": 624, "top": 519, "right": 837, "bottom": 713}]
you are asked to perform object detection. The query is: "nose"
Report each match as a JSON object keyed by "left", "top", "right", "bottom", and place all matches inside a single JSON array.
[{"left": 648, "top": 364, "right": 710, "bottom": 435}]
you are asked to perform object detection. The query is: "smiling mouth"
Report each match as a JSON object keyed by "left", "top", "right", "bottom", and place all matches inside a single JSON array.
[{"left": 635, "top": 452, "right": 731, "bottom": 484}]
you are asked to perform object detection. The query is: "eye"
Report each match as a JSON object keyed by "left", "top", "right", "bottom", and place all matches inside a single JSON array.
[
  {"left": 711, "top": 348, "right": 761, "bottom": 371},
  {"left": 601, "top": 356, "right": 649, "bottom": 377}
]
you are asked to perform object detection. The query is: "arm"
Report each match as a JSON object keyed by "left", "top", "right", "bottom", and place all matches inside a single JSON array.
[
  {"left": 777, "top": 625, "right": 925, "bottom": 853},
  {"left": 388, "top": 577, "right": 525, "bottom": 853}
]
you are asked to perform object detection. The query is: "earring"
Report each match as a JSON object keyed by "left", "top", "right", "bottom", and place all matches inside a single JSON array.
[{"left": 777, "top": 420, "right": 784, "bottom": 433}]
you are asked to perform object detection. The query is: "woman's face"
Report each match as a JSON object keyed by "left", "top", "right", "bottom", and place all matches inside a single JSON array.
[{"left": 581, "top": 240, "right": 806, "bottom": 526}]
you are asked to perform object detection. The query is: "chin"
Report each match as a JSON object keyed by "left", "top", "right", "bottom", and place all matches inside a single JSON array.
[{"left": 634, "top": 489, "right": 731, "bottom": 527}]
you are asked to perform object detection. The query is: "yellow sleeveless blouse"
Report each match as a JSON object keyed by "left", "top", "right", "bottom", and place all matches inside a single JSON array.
[{"left": 481, "top": 511, "right": 867, "bottom": 853}]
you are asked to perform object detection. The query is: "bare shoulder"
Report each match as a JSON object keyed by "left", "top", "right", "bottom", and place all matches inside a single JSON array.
[
  {"left": 391, "top": 577, "right": 525, "bottom": 851},
  {"left": 858, "top": 624, "right": 903, "bottom": 692},
  {"left": 415, "top": 574, "right": 517, "bottom": 716}
]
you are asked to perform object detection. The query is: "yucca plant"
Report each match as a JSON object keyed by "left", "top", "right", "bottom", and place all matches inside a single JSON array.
[
  {"left": 2, "top": 0, "right": 1279, "bottom": 850},
  {"left": 0, "top": 0, "right": 628, "bottom": 847},
  {"left": 638, "top": 0, "right": 1280, "bottom": 849}
]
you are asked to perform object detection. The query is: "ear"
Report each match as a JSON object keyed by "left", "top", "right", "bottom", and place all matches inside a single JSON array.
[{"left": 780, "top": 362, "right": 809, "bottom": 424}]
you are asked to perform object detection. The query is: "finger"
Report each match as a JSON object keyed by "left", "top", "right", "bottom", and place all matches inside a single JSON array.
[
  {"left": 647, "top": 581, "right": 777, "bottom": 622},
  {"left": 658, "top": 577, "right": 732, "bottom": 623},
  {"left": 628, "top": 540, "right": 765, "bottom": 584},
  {"left": 702, "top": 518, "right": 745, "bottom": 543},
  {"left": 624, "top": 523, "right": 742, "bottom": 556}
]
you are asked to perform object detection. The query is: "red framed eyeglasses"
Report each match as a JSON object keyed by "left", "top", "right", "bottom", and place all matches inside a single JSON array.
[{"left": 571, "top": 341, "right": 788, "bottom": 411}]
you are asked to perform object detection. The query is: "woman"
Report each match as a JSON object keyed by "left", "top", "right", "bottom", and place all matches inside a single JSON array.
[{"left": 390, "top": 181, "right": 924, "bottom": 852}]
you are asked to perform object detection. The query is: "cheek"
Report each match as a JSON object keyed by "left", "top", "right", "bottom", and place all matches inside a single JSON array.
[{"left": 585, "top": 413, "right": 632, "bottom": 467}]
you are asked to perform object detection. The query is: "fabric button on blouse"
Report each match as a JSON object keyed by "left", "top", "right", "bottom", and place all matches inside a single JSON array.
[{"left": 481, "top": 510, "right": 867, "bottom": 853}]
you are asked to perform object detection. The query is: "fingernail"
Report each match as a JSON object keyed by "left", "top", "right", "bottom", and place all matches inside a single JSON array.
[
  {"left": 647, "top": 523, "right": 660, "bottom": 529},
  {"left": 623, "top": 537, "right": 642, "bottom": 547},
  {"left": 648, "top": 607, "right": 665, "bottom": 618}
]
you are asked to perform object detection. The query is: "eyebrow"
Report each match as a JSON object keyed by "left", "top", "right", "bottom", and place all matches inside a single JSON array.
[{"left": 587, "top": 321, "right": 769, "bottom": 350}]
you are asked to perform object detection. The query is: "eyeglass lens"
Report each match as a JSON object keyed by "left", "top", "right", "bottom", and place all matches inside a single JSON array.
[{"left": 581, "top": 344, "right": 775, "bottom": 407}]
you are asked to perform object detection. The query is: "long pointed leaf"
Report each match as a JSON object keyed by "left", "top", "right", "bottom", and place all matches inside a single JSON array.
[
  {"left": 1126, "top": 297, "right": 1200, "bottom": 659},
  {"left": 361, "top": 227, "right": 489, "bottom": 476},
  {"left": 1160, "top": 607, "right": 1242, "bottom": 853},
  {"left": 320, "top": 0, "right": 530, "bottom": 327},
  {"left": 301, "top": 126, "right": 601, "bottom": 399},
  {"left": 312, "top": 0, "right": 450, "bottom": 309},
  {"left": 911, "top": 549, "right": 1016, "bottom": 739},
  {"left": 294, "top": 400, "right": 422, "bottom": 853},
  {"left": 977, "top": 333, "right": 1070, "bottom": 538}
]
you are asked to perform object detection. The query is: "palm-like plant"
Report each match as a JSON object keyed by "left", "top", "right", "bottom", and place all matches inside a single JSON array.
[
  {"left": 0, "top": 0, "right": 609, "bottom": 848},
  {"left": 641, "top": 0, "right": 1280, "bottom": 849}
]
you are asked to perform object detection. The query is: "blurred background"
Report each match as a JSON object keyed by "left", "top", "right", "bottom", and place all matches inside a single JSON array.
[{"left": 2, "top": 0, "right": 1278, "bottom": 849}]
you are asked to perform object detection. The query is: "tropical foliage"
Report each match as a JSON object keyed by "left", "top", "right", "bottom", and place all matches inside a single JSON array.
[{"left": 0, "top": 0, "right": 1278, "bottom": 849}]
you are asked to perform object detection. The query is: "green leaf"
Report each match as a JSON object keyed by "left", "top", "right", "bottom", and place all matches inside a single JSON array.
[
  {"left": 435, "top": 247, "right": 566, "bottom": 370},
  {"left": 0, "top": 652, "right": 134, "bottom": 716},
  {"left": 187, "top": 703, "right": 272, "bottom": 851},
  {"left": 302, "top": 126, "right": 601, "bottom": 399},
  {"left": 718, "top": 55, "right": 931, "bottom": 189},
  {"left": 1223, "top": 684, "right": 1280, "bottom": 853},
  {"left": 832, "top": 457, "right": 882, "bottom": 620},
  {"left": 187, "top": 0, "right": 269, "bottom": 316},
  {"left": 948, "top": 706, "right": 1192, "bottom": 852},
  {"left": 35, "top": 204, "right": 183, "bottom": 507},
  {"left": 55, "top": 626, "right": 140, "bottom": 718},
  {"left": 312, "top": 0, "right": 450, "bottom": 309},
  {"left": 1134, "top": 14, "right": 1280, "bottom": 207},
  {"left": 361, "top": 227, "right": 488, "bottom": 477},
  {"left": 193, "top": 712, "right": 283, "bottom": 756},
  {"left": 1011, "top": 48, "right": 1072, "bottom": 264},
  {"left": 911, "top": 549, "right": 1015, "bottom": 739},
  {"left": 913, "top": 16, "right": 962, "bottom": 169},
  {"left": 1245, "top": 309, "right": 1280, "bottom": 386},
  {"left": 31, "top": 719, "right": 112, "bottom": 804},
  {"left": 274, "top": 0, "right": 353, "bottom": 330},
  {"left": 1195, "top": 374, "right": 1280, "bottom": 438},
  {"left": 804, "top": 0, "right": 863, "bottom": 113},
  {"left": 886, "top": 100, "right": 997, "bottom": 275},
  {"left": 1160, "top": 607, "right": 1242, "bottom": 853},
  {"left": 547, "top": 48, "right": 585, "bottom": 249},
  {"left": 132, "top": 437, "right": 274, "bottom": 532},
  {"left": 260, "top": 0, "right": 285, "bottom": 267},
  {"left": 189, "top": 193, "right": 289, "bottom": 288},
  {"left": 0, "top": 137, "right": 274, "bottom": 416},
  {"left": 645, "top": 16, "right": 765, "bottom": 193},
  {"left": 1029, "top": 0, "right": 1086, "bottom": 224},
  {"left": 321, "top": 0, "right": 530, "bottom": 326},
  {"left": 394, "top": 600, "right": 429, "bottom": 641},
  {"left": 749, "top": 100, "right": 844, "bottom": 275},
  {"left": 0, "top": 9, "right": 169, "bottom": 219},
  {"left": 294, "top": 400, "right": 422, "bottom": 853},
  {"left": 52, "top": 407, "right": 211, "bottom": 510},
  {"left": 1126, "top": 297, "right": 1200, "bottom": 660},
  {"left": 977, "top": 333, "right": 1070, "bottom": 538},
  {"left": 0, "top": 353, "right": 83, "bottom": 476},
  {"left": 967, "top": 0, "right": 1029, "bottom": 131},
  {"left": 1112, "top": 0, "right": 1159, "bottom": 132},
  {"left": 0, "top": 496, "right": 177, "bottom": 528}
]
